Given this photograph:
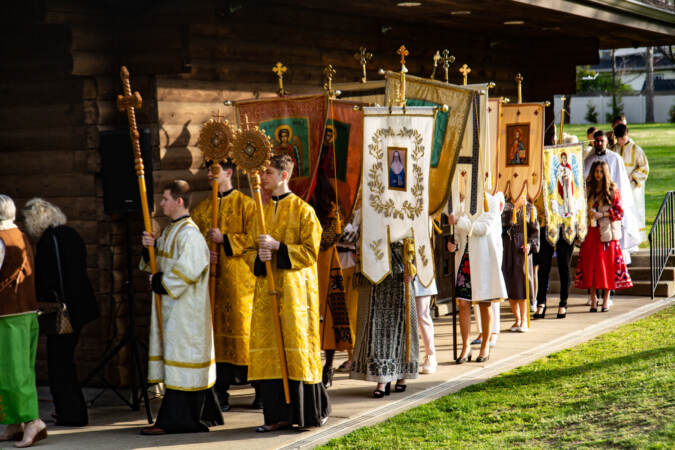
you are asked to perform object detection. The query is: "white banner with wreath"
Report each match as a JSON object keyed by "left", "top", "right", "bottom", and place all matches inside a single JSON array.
[{"left": 361, "top": 106, "right": 435, "bottom": 286}]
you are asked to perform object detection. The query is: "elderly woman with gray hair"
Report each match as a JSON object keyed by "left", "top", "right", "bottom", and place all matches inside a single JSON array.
[
  {"left": 0, "top": 194, "right": 47, "bottom": 448},
  {"left": 22, "top": 198, "right": 99, "bottom": 427}
]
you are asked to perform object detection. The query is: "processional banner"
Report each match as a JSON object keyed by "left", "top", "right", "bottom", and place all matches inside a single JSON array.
[
  {"left": 493, "top": 102, "right": 545, "bottom": 201},
  {"left": 321, "top": 100, "right": 364, "bottom": 221},
  {"left": 236, "top": 94, "right": 328, "bottom": 200},
  {"left": 542, "top": 143, "right": 588, "bottom": 245},
  {"left": 384, "top": 73, "right": 473, "bottom": 216},
  {"left": 446, "top": 84, "right": 491, "bottom": 222},
  {"left": 361, "top": 106, "right": 435, "bottom": 287}
]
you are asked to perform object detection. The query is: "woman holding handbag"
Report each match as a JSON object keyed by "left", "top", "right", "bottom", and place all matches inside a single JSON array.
[
  {"left": 23, "top": 198, "right": 99, "bottom": 427},
  {"left": 574, "top": 162, "right": 633, "bottom": 311}
]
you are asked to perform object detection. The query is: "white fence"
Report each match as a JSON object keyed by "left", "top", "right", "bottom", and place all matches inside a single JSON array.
[{"left": 554, "top": 93, "right": 675, "bottom": 124}]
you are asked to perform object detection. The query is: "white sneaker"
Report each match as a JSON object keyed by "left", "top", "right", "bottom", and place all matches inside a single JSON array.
[
  {"left": 517, "top": 325, "right": 529, "bottom": 333},
  {"left": 509, "top": 324, "right": 520, "bottom": 332},
  {"left": 420, "top": 355, "right": 437, "bottom": 374}
]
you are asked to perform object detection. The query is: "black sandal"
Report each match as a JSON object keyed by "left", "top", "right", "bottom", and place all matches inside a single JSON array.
[
  {"left": 255, "top": 421, "right": 291, "bottom": 433},
  {"left": 394, "top": 383, "right": 407, "bottom": 393},
  {"left": 533, "top": 305, "right": 546, "bottom": 319},
  {"left": 373, "top": 382, "right": 391, "bottom": 398}
]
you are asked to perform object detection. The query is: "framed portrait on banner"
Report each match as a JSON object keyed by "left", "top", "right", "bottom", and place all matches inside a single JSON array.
[
  {"left": 506, "top": 123, "right": 530, "bottom": 166},
  {"left": 388, "top": 147, "right": 407, "bottom": 191}
]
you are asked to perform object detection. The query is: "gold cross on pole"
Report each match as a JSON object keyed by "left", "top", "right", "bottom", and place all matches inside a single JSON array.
[
  {"left": 430, "top": 51, "right": 440, "bottom": 80},
  {"left": 323, "top": 65, "right": 337, "bottom": 99},
  {"left": 459, "top": 63, "right": 471, "bottom": 85},
  {"left": 354, "top": 46, "right": 373, "bottom": 83},
  {"left": 515, "top": 73, "right": 524, "bottom": 104},
  {"left": 212, "top": 108, "right": 226, "bottom": 122},
  {"left": 273, "top": 62, "right": 287, "bottom": 97},
  {"left": 397, "top": 45, "right": 409, "bottom": 66},
  {"left": 442, "top": 49, "right": 455, "bottom": 83}
]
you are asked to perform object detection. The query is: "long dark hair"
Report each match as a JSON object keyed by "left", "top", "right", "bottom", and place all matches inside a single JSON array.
[
  {"left": 586, "top": 161, "right": 614, "bottom": 206},
  {"left": 309, "top": 173, "right": 336, "bottom": 225}
]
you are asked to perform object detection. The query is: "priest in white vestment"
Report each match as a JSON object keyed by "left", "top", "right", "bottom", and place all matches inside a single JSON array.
[
  {"left": 139, "top": 180, "right": 222, "bottom": 435},
  {"left": 612, "top": 124, "right": 649, "bottom": 245},
  {"left": 584, "top": 130, "right": 640, "bottom": 262}
]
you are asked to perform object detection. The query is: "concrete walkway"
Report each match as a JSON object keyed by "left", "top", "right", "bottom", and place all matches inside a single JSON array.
[{"left": 2, "top": 294, "right": 671, "bottom": 450}]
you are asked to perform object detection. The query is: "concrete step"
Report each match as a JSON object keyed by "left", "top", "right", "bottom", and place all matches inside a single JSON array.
[
  {"left": 547, "top": 280, "right": 675, "bottom": 298},
  {"left": 551, "top": 252, "right": 674, "bottom": 269},
  {"left": 548, "top": 267, "right": 675, "bottom": 282}
]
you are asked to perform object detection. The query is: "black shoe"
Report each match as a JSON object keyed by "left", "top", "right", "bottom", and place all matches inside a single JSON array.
[
  {"left": 322, "top": 365, "right": 334, "bottom": 388},
  {"left": 475, "top": 354, "right": 490, "bottom": 363},
  {"left": 455, "top": 351, "right": 472, "bottom": 364},
  {"left": 394, "top": 383, "right": 407, "bottom": 393},
  {"left": 221, "top": 403, "right": 231, "bottom": 412},
  {"left": 373, "top": 382, "right": 391, "bottom": 398},
  {"left": 533, "top": 305, "right": 546, "bottom": 319},
  {"left": 556, "top": 308, "right": 567, "bottom": 319},
  {"left": 590, "top": 307, "right": 598, "bottom": 313}
]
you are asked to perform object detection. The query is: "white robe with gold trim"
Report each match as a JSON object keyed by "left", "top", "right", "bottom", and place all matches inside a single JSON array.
[
  {"left": 614, "top": 138, "right": 649, "bottom": 244},
  {"left": 140, "top": 217, "right": 216, "bottom": 391}
]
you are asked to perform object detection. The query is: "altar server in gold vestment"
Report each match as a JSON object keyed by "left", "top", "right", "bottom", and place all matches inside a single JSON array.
[
  {"left": 139, "top": 180, "right": 223, "bottom": 435},
  {"left": 192, "top": 159, "right": 261, "bottom": 411},
  {"left": 245, "top": 154, "right": 330, "bottom": 432}
]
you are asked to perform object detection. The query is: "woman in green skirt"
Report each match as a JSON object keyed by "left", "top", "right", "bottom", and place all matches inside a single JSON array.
[{"left": 0, "top": 194, "right": 47, "bottom": 448}]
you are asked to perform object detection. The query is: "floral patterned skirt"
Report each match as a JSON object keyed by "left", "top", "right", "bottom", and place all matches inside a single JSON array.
[
  {"left": 574, "top": 227, "right": 633, "bottom": 290},
  {"left": 455, "top": 245, "right": 472, "bottom": 301}
]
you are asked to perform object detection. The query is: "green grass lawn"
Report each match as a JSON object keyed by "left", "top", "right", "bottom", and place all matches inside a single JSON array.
[
  {"left": 321, "top": 305, "right": 675, "bottom": 449},
  {"left": 566, "top": 123, "right": 675, "bottom": 236}
]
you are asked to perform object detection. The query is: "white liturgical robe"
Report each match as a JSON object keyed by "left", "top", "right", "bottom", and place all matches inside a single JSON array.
[
  {"left": 584, "top": 149, "right": 641, "bottom": 255},
  {"left": 614, "top": 138, "right": 649, "bottom": 244},
  {"left": 140, "top": 216, "right": 216, "bottom": 391}
]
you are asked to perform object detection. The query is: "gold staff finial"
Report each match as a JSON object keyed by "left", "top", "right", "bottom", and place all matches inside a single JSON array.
[
  {"left": 459, "top": 63, "right": 471, "bottom": 85},
  {"left": 212, "top": 108, "right": 226, "bottom": 122},
  {"left": 397, "top": 45, "right": 409, "bottom": 67},
  {"left": 430, "top": 51, "right": 441, "bottom": 80},
  {"left": 515, "top": 73, "right": 524, "bottom": 104},
  {"left": 442, "top": 49, "right": 455, "bottom": 83},
  {"left": 559, "top": 95, "right": 566, "bottom": 141},
  {"left": 323, "top": 65, "right": 337, "bottom": 99},
  {"left": 396, "top": 45, "right": 409, "bottom": 106},
  {"left": 273, "top": 62, "right": 288, "bottom": 97},
  {"left": 354, "top": 46, "right": 373, "bottom": 83}
]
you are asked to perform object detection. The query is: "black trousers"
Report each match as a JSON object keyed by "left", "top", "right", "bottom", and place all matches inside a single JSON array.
[
  {"left": 155, "top": 388, "right": 223, "bottom": 433},
  {"left": 47, "top": 330, "right": 88, "bottom": 426},
  {"left": 536, "top": 226, "right": 574, "bottom": 308},
  {"left": 258, "top": 379, "right": 330, "bottom": 428}
]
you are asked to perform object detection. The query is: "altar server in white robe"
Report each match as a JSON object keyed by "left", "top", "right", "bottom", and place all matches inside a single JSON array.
[
  {"left": 612, "top": 124, "right": 649, "bottom": 246},
  {"left": 139, "top": 180, "right": 223, "bottom": 435},
  {"left": 584, "top": 130, "right": 641, "bottom": 261}
]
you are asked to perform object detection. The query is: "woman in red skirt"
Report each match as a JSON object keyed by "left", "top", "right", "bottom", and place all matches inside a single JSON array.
[{"left": 574, "top": 161, "right": 632, "bottom": 311}]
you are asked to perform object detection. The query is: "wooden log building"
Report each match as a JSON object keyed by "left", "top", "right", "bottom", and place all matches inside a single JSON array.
[{"left": 0, "top": 0, "right": 673, "bottom": 386}]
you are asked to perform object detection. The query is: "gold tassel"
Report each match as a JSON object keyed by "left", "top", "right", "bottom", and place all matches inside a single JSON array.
[
  {"left": 512, "top": 204, "right": 517, "bottom": 224},
  {"left": 484, "top": 192, "right": 489, "bottom": 212},
  {"left": 432, "top": 219, "right": 443, "bottom": 235},
  {"left": 335, "top": 210, "right": 342, "bottom": 235}
]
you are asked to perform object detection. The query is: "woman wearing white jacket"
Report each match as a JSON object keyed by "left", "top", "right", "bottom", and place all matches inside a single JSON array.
[{"left": 447, "top": 192, "right": 508, "bottom": 363}]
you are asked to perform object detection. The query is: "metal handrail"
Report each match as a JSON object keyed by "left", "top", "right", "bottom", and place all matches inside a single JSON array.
[{"left": 649, "top": 191, "right": 675, "bottom": 298}]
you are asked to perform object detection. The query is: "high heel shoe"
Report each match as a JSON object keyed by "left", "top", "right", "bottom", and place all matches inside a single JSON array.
[
  {"left": 589, "top": 306, "right": 598, "bottom": 312},
  {"left": 475, "top": 353, "right": 490, "bottom": 363},
  {"left": 373, "top": 382, "right": 391, "bottom": 398},
  {"left": 556, "top": 307, "right": 567, "bottom": 319},
  {"left": 533, "top": 305, "right": 546, "bottom": 319},
  {"left": 322, "top": 365, "right": 334, "bottom": 388},
  {"left": 455, "top": 351, "right": 472, "bottom": 364},
  {"left": 394, "top": 382, "right": 407, "bottom": 393}
]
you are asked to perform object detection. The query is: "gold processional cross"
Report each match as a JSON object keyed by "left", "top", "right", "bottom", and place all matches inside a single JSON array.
[
  {"left": 323, "top": 64, "right": 337, "bottom": 99},
  {"left": 442, "top": 49, "right": 455, "bottom": 83},
  {"left": 273, "top": 62, "right": 287, "bottom": 96},
  {"left": 430, "top": 51, "right": 440, "bottom": 80},
  {"left": 396, "top": 45, "right": 409, "bottom": 106},
  {"left": 354, "top": 46, "right": 373, "bottom": 83},
  {"left": 459, "top": 63, "right": 471, "bottom": 85}
]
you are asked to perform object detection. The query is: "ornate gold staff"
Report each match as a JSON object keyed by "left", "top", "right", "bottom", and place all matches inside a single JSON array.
[
  {"left": 460, "top": 64, "right": 471, "bottom": 86},
  {"left": 396, "top": 45, "right": 409, "bottom": 106},
  {"left": 354, "top": 46, "right": 373, "bottom": 83},
  {"left": 403, "top": 237, "right": 417, "bottom": 362},
  {"left": 197, "top": 112, "right": 235, "bottom": 319},
  {"left": 559, "top": 95, "right": 566, "bottom": 142},
  {"left": 273, "top": 62, "right": 288, "bottom": 97},
  {"left": 230, "top": 118, "right": 291, "bottom": 404},
  {"left": 515, "top": 73, "right": 524, "bottom": 104},
  {"left": 442, "top": 49, "right": 455, "bottom": 83},
  {"left": 117, "top": 66, "right": 163, "bottom": 344},
  {"left": 523, "top": 196, "right": 531, "bottom": 329}
]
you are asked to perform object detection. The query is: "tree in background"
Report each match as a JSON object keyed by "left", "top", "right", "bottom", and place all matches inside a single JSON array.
[{"left": 644, "top": 47, "right": 655, "bottom": 123}]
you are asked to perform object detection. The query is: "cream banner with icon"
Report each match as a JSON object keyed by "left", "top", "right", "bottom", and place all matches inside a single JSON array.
[{"left": 361, "top": 106, "right": 435, "bottom": 287}]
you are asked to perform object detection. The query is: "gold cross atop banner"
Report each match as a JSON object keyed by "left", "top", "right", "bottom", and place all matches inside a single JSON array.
[
  {"left": 323, "top": 65, "right": 337, "bottom": 99},
  {"left": 459, "top": 63, "right": 471, "bottom": 85},
  {"left": 515, "top": 73, "right": 523, "bottom": 103},
  {"left": 273, "top": 62, "right": 287, "bottom": 96},
  {"left": 442, "top": 49, "right": 455, "bottom": 83},
  {"left": 430, "top": 51, "right": 440, "bottom": 80},
  {"left": 354, "top": 46, "right": 373, "bottom": 83},
  {"left": 212, "top": 109, "right": 226, "bottom": 122},
  {"left": 397, "top": 45, "right": 409, "bottom": 66}
]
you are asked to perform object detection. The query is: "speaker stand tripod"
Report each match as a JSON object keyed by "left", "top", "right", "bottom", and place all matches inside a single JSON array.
[{"left": 83, "top": 214, "right": 153, "bottom": 424}]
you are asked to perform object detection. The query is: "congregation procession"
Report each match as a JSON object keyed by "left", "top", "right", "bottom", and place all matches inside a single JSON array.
[{"left": 0, "top": 29, "right": 658, "bottom": 448}]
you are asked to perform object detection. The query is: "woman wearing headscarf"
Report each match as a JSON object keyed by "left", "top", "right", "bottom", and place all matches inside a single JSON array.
[{"left": 0, "top": 194, "right": 47, "bottom": 448}]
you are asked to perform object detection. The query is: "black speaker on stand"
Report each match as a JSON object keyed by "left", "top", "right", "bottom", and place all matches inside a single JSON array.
[{"left": 83, "top": 129, "right": 154, "bottom": 423}]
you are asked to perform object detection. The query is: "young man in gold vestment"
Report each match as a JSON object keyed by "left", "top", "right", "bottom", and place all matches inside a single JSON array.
[
  {"left": 245, "top": 154, "right": 331, "bottom": 432},
  {"left": 192, "top": 159, "right": 261, "bottom": 411}
]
